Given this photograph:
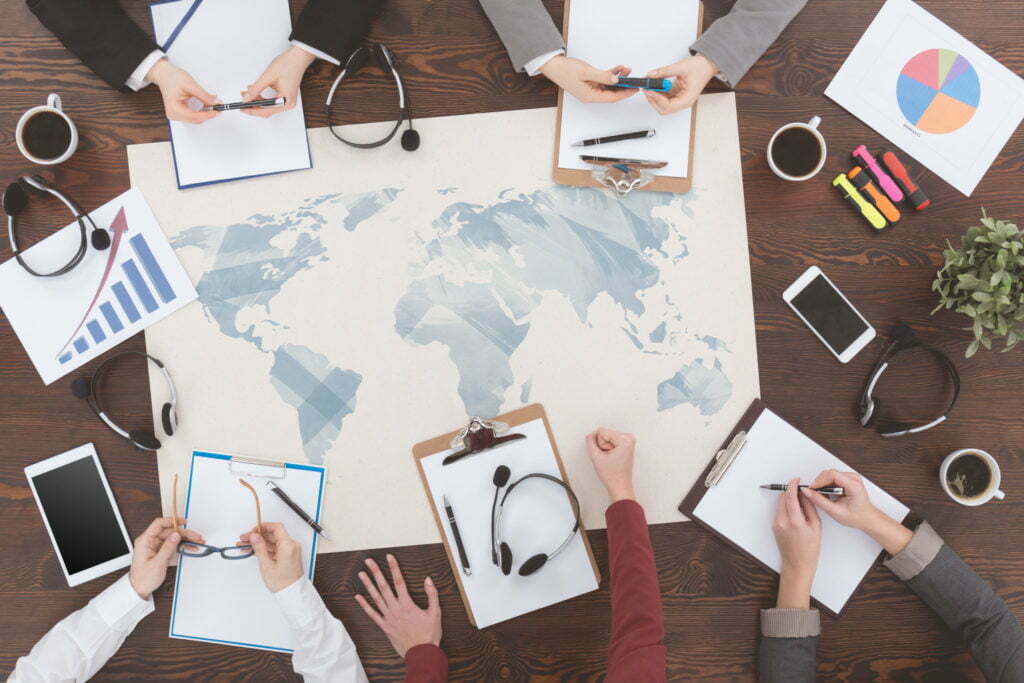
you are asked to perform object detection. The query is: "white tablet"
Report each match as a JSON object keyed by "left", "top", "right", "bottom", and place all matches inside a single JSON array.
[{"left": 25, "top": 443, "right": 133, "bottom": 586}]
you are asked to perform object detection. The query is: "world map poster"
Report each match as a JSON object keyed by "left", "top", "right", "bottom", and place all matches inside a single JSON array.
[{"left": 128, "top": 93, "right": 759, "bottom": 554}]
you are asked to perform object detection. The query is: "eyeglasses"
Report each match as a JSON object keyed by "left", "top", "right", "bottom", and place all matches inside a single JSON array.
[{"left": 171, "top": 474, "right": 262, "bottom": 560}]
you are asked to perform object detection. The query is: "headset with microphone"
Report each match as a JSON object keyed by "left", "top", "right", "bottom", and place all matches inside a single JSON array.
[
  {"left": 490, "top": 465, "right": 582, "bottom": 576},
  {"left": 3, "top": 175, "right": 109, "bottom": 277},
  {"left": 71, "top": 351, "right": 178, "bottom": 451},
  {"left": 325, "top": 44, "right": 420, "bottom": 152},
  {"left": 858, "top": 324, "right": 960, "bottom": 438}
]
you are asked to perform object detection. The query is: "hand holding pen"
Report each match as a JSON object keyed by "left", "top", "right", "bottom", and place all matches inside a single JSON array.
[{"left": 762, "top": 483, "right": 845, "bottom": 496}]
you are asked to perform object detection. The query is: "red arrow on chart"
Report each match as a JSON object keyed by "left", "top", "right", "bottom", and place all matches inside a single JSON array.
[{"left": 56, "top": 206, "right": 128, "bottom": 358}]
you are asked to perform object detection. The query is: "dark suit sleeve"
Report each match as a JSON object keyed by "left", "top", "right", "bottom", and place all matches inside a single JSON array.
[
  {"left": 291, "top": 0, "right": 382, "bottom": 64},
  {"left": 26, "top": 0, "right": 159, "bottom": 91}
]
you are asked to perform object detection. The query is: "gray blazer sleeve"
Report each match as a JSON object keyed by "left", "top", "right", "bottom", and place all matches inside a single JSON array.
[
  {"left": 477, "top": 0, "right": 564, "bottom": 72},
  {"left": 885, "top": 522, "right": 1024, "bottom": 682},
  {"left": 690, "top": 0, "right": 809, "bottom": 88},
  {"left": 758, "top": 607, "right": 819, "bottom": 682}
]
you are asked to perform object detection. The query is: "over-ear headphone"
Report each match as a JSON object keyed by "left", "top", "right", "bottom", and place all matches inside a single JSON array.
[
  {"left": 3, "top": 175, "right": 109, "bottom": 277},
  {"left": 71, "top": 351, "right": 178, "bottom": 451},
  {"left": 858, "top": 324, "right": 960, "bottom": 438},
  {"left": 325, "top": 44, "right": 419, "bottom": 151},
  {"left": 490, "top": 465, "right": 582, "bottom": 576}
]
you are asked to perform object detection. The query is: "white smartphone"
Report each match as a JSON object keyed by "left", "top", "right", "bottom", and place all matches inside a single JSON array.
[
  {"left": 25, "top": 443, "right": 133, "bottom": 586},
  {"left": 783, "top": 266, "right": 876, "bottom": 363}
]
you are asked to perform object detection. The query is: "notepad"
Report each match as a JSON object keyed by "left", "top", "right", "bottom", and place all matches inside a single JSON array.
[
  {"left": 151, "top": 0, "right": 312, "bottom": 189},
  {"left": 169, "top": 451, "right": 325, "bottom": 651},
  {"left": 681, "top": 400, "right": 909, "bottom": 615}
]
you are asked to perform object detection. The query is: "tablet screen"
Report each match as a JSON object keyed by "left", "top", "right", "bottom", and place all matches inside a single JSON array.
[{"left": 30, "top": 456, "right": 130, "bottom": 574}]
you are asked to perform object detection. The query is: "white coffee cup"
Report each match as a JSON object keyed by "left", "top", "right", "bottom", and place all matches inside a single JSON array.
[
  {"left": 15, "top": 93, "right": 79, "bottom": 165},
  {"left": 767, "top": 116, "right": 827, "bottom": 181},
  {"left": 940, "top": 448, "right": 1005, "bottom": 506}
]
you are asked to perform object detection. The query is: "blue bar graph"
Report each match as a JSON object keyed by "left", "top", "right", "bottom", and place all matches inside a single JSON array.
[
  {"left": 100, "top": 302, "right": 123, "bottom": 333},
  {"left": 73, "top": 337, "right": 88, "bottom": 353},
  {"left": 122, "top": 259, "right": 157, "bottom": 313},
  {"left": 112, "top": 282, "right": 140, "bottom": 323},
  {"left": 130, "top": 234, "right": 176, "bottom": 304},
  {"left": 58, "top": 352, "right": 72, "bottom": 364},
  {"left": 86, "top": 320, "right": 106, "bottom": 344}
]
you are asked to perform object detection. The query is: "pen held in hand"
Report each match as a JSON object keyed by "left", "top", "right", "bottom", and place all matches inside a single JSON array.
[
  {"left": 202, "top": 97, "right": 286, "bottom": 112},
  {"left": 760, "top": 484, "right": 845, "bottom": 496}
]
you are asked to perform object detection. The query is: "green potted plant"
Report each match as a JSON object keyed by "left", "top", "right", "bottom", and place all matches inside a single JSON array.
[{"left": 932, "top": 212, "right": 1024, "bottom": 357}]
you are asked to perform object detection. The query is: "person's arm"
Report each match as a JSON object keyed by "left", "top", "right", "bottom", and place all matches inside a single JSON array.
[
  {"left": 476, "top": 0, "right": 564, "bottom": 73},
  {"left": 290, "top": 0, "right": 382, "bottom": 65},
  {"left": 585, "top": 428, "right": 666, "bottom": 682}
]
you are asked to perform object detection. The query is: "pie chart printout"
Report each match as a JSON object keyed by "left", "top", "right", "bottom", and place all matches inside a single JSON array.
[{"left": 897, "top": 48, "right": 980, "bottom": 134}]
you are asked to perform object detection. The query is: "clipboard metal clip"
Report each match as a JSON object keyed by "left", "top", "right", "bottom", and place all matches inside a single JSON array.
[
  {"left": 583, "top": 156, "right": 668, "bottom": 196},
  {"left": 705, "top": 430, "right": 747, "bottom": 487},
  {"left": 228, "top": 456, "right": 287, "bottom": 479},
  {"left": 442, "top": 416, "right": 526, "bottom": 466}
]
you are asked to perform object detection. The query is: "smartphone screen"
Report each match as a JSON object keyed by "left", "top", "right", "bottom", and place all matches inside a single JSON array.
[{"left": 790, "top": 274, "right": 869, "bottom": 355}]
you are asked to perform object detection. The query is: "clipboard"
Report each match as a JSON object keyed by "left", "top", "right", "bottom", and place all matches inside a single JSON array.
[
  {"left": 552, "top": 0, "right": 704, "bottom": 193},
  {"left": 412, "top": 404, "right": 600, "bottom": 627},
  {"left": 679, "top": 399, "right": 913, "bottom": 616}
]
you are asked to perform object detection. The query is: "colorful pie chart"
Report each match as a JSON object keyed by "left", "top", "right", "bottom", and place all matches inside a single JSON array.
[{"left": 897, "top": 48, "right": 980, "bottom": 134}]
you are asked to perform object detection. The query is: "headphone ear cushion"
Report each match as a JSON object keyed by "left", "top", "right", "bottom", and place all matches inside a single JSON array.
[
  {"left": 71, "top": 377, "right": 91, "bottom": 399},
  {"left": 519, "top": 553, "right": 548, "bottom": 576},
  {"left": 3, "top": 182, "right": 28, "bottom": 215},
  {"left": 161, "top": 403, "right": 176, "bottom": 436},
  {"left": 130, "top": 430, "right": 162, "bottom": 451},
  {"left": 499, "top": 542, "right": 513, "bottom": 576}
]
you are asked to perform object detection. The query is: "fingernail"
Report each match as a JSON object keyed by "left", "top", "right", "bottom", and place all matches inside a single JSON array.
[
  {"left": 426, "top": 576, "right": 433, "bottom": 585},
  {"left": 387, "top": 553, "right": 394, "bottom": 561}
]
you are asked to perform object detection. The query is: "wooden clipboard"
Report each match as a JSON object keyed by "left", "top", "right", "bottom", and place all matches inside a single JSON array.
[
  {"left": 412, "top": 404, "right": 601, "bottom": 627},
  {"left": 678, "top": 398, "right": 920, "bottom": 617},
  {"left": 552, "top": 1, "right": 704, "bottom": 193}
]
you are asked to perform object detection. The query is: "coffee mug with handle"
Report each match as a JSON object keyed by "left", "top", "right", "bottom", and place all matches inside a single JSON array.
[
  {"left": 940, "top": 448, "right": 1005, "bottom": 506},
  {"left": 15, "top": 93, "right": 79, "bottom": 165},
  {"left": 767, "top": 116, "right": 827, "bottom": 181}
]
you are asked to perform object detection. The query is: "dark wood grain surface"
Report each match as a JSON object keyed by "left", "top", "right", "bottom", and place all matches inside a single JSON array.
[{"left": 2, "top": 0, "right": 1022, "bottom": 680}]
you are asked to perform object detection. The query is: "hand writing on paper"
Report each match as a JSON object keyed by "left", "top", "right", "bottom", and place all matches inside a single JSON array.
[
  {"left": 540, "top": 56, "right": 637, "bottom": 104},
  {"left": 240, "top": 522, "right": 304, "bottom": 593},
  {"left": 129, "top": 516, "right": 205, "bottom": 600},
  {"left": 643, "top": 54, "right": 718, "bottom": 115},
  {"left": 241, "top": 45, "right": 316, "bottom": 118},
  {"left": 802, "top": 470, "right": 913, "bottom": 556},
  {"left": 772, "top": 479, "right": 821, "bottom": 609},
  {"left": 147, "top": 58, "right": 220, "bottom": 124},
  {"left": 585, "top": 428, "right": 637, "bottom": 503},
  {"left": 355, "top": 554, "right": 441, "bottom": 658}
]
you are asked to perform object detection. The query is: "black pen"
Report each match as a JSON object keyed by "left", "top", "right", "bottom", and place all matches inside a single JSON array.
[
  {"left": 443, "top": 494, "right": 471, "bottom": 576},
  {"left": 760, "top": 484, "right": 845, "bottom": 496},
  {"left": 203, "top": 97, "right": 286, "bottom": 112},
  {"left": 572, "top": 129, "right": 655, "bottom": 147},
  {"left": 266, "top": 481, "right": 329, "bottom": 539}
]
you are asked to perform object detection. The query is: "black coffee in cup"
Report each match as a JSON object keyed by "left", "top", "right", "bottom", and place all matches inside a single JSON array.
[
  {"left": 22, "top": 111, "right": 73, "bottom": 161},
  {"left": 946, "top": 453, "right": 992, "bottom": 500},
  {"left": 770, "top": 127, "right": 824, "bottom": 178}
]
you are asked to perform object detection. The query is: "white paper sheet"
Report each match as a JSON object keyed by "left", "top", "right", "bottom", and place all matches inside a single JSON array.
[
  {"left": 151, "top": 0, "right": 312, "bottom": 189},
  {"left": 0, "top": 188, "right": 197, "bottom": 384},
  {"left": 825, "top": 0, "right": 1024, "bottom": 196},
  {"left": 557, "top": 0, "right": 698, "bottom": 177},
  {"left": 170, "top": 452, "right": 325, "bottom": 652},
  {"left": 693, "top": 408, "right": 909, "bottom": 615},
  {"left": 420, "top": 418, "right": 599, "bottom": 628}
]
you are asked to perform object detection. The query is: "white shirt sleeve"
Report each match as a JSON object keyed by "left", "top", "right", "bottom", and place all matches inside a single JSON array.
[
  {"left": 524, "top": 49, "right": 565, "bottom": 77},
  {"left": 274, "top": 577, "right": 369, "bottom": 683},
  {"left": 9, "top": 574, "right": 154, "bottom": 683},
  {"left": 125, "top": 50, "right": 166, "bottom": 92},
  {"left": 291, "top": 40, "right": 341, "bottom": 66}
]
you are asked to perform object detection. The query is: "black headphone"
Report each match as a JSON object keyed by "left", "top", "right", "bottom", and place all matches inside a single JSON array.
[
  {"left": 858, "top": 324, "right": 961, "bottom": 437},
  {"left": 490, "top": 465, "right": 582, "bottom": 577},
  {"left": 325, "top": 44, "right": 419, "bottom": 152},
  {"left": 3, "top": 175, "right": 109, "bottom": 277},
  {"left": 71, "top": 351, "right": 178, "bottom": 451}
]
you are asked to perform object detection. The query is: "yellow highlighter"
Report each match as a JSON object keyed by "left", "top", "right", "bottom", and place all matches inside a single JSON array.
[{"left": 832, "top": 173, "right": 887, "bottom": 230}]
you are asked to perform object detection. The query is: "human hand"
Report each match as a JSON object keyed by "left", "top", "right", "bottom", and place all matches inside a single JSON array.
[
  {"left": 643, "top": 54, "right": 718, "bottom": 115},
  {"left": 240, "top": 45, "right": 316, "bottom": 118},
  {"left": 128, "top": 516, "right": 204, "bottom": 600},
  {"left": 540, "top": 56, "right": 636, "bottom": 104},
  {"left": 355, "top": 554, "right": 441, "bottom": 659},
  {"left": 802, "top": 470, "right": 912, "bottom": 555},
  {"left": 240, "top": 522, "right": 304, "bottom": 593},
  {"left": 772, "top": 479, "right": 820, "bottom": 609},
  {"left": 147, "top": 58, "right": 220, "bottom": 124},
  {"left": 585, "top": 428, "right": 636, "bottom": 503}
]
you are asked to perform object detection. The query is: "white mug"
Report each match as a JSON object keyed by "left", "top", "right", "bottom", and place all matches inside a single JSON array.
[
  {"left": 940, "top": 448, "right": 1005, "bottom": 506},
  {"left": 767, "top": 116, "right": 827, "bottom": 181},
  {"left": 15, "top": 93, "right": 79, "bottom": 165}
]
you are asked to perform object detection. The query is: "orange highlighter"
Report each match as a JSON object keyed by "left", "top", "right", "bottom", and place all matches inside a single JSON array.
[
  {"left": 848, "top": 166, "right": 901, "bottom": 224},
  {"left": 833, "top": 173, "right": 887, "bottom": 230}
]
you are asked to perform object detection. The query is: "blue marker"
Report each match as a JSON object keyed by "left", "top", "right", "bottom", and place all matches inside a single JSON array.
[{"left": 610, "top": 77, "right": 672, "bottom": 92}]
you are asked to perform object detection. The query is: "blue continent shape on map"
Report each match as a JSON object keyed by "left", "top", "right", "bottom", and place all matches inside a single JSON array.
[
  {"left": 656, "top": 358, "right": 733, "bottom": 415},
  {"left": 394, "top": 185, "right": 732, "bottom": 417},
  {"left": 172, "top": 189, "right": 400, "bottom": 463}
]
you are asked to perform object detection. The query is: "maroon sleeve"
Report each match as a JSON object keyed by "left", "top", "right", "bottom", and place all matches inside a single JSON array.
[
  {"left": 605, "top": 499, "right": 667, "bottom": 683},
  {"left": 404, "top": 643, "right": 449, "bottom": 683}
]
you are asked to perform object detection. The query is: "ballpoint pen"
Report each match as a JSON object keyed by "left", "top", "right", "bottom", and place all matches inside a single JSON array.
[
  {"left": 443, "top": 494, "right": 471, "bottom": 576},
  {"left": 572, "top": 129, "right": 656, "bottom": 147},
  {"left": 760, "top": 484, "right": 845, "bottom": 496},
  {"left": 266, "top": 480, "right": 329, "bottom": 539},
  {"left": 202, "top": 97, "right": 286, "bottom": 112}
]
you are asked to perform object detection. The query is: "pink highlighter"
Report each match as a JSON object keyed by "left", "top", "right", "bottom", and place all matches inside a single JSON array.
[{"left": 852, "top": 145, "right": 903, "bottom": 203}]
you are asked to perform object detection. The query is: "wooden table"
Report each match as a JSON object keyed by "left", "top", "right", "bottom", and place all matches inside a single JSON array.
[{"left": 2, "top": 1, "right": 1022, "bottom": 679}]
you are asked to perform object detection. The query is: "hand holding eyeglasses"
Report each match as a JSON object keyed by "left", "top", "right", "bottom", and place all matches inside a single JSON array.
[
  {"left": 239, "top": 522, "right": 305, "bottom": 593},
  {"left": 128, "top": 516, "right": 205, "bottom": 600}
]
